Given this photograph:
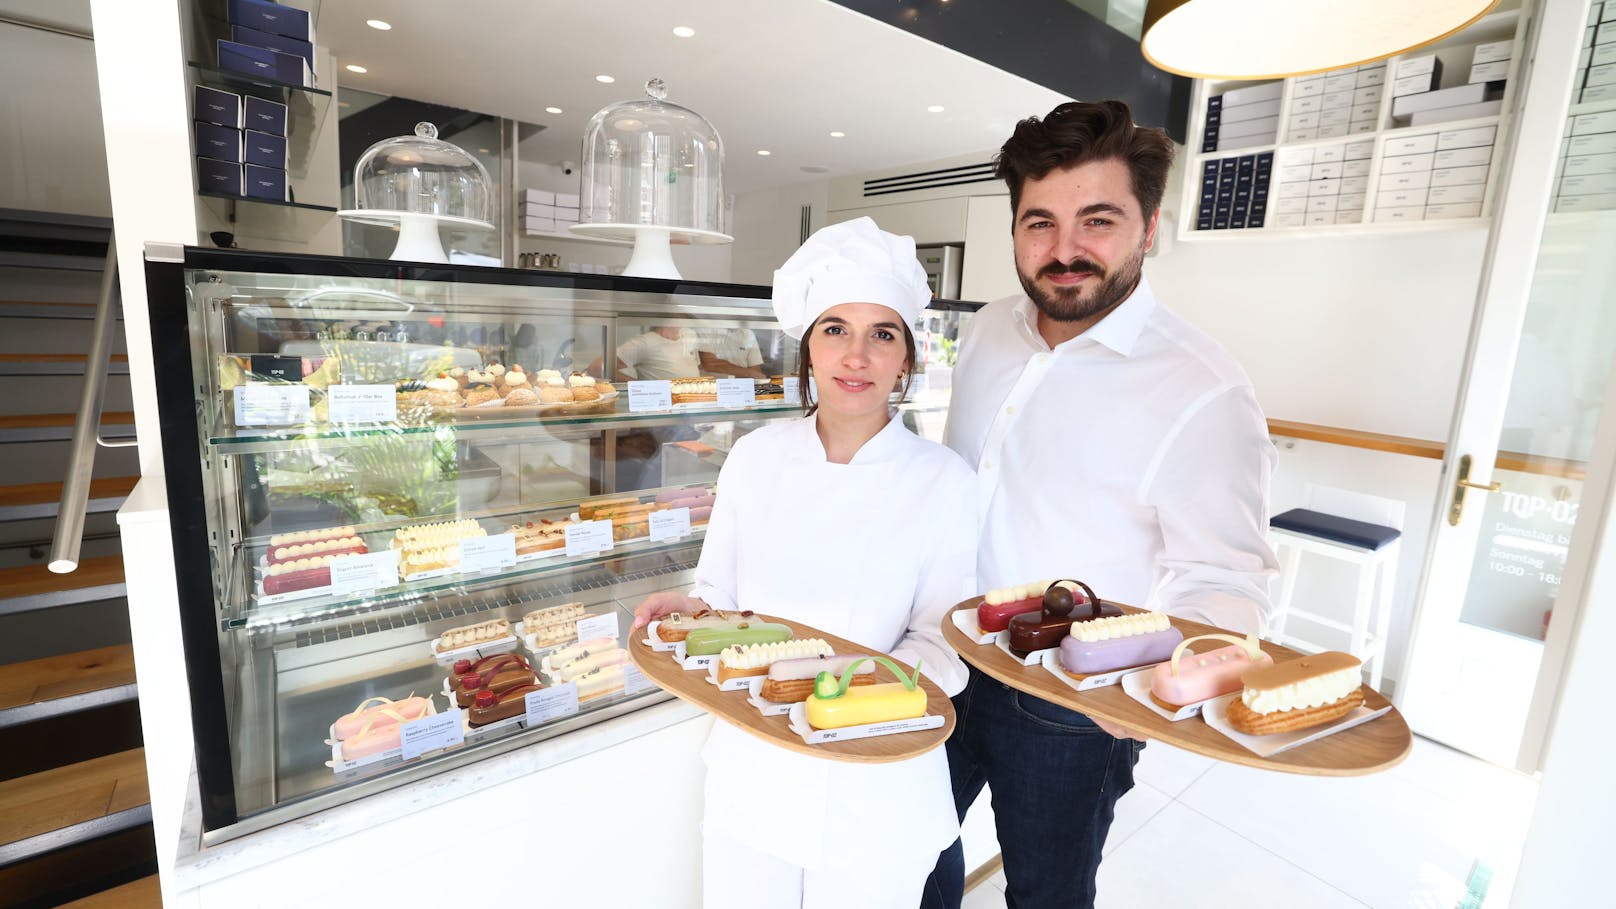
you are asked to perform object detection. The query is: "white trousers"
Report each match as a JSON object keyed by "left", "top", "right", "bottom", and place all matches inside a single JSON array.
[{"left": 701, "top": 825, "right": 938, "bottom": 909}]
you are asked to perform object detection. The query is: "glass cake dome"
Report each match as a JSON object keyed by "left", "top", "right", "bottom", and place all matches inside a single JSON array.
[
  {"left": 571, "top": 79, "right": 732, "bottom": 278},
  {"left": 339, "top": 122, "right": 494, "bottom": 263}
]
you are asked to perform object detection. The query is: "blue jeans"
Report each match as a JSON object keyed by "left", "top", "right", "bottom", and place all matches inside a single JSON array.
[{"left": 920, "top": 665, "right": 1143, "bottom": 909}]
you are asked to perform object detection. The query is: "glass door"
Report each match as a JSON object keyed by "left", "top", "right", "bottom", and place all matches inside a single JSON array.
[{"left": 1398, "top": 0, "right": 1610, "bottom": 769}]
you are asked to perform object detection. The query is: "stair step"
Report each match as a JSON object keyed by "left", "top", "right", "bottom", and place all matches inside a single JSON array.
[
  {"left": 0, "top": 645, "right": 138, "bottom": 730},
  {"left": 0, "top": 556, "right": 126, "bottom": 616},
  {"left": 0, "top": 411, "right": 135, "bottom": 443},
  {"left": 0, "top": 353, "right": 129, "bottom": 376},
  {"left": 0, "top": 300, "right": 118, "bottom": 321},
  {"left": 0, "top": 476, "right": 137, "bottom": 522},
  {"left": 0, "top": 747, "right": 150, "bottom": 866},
  {"left": 57, "top": 874, "right": 162, "bottom": 908}
]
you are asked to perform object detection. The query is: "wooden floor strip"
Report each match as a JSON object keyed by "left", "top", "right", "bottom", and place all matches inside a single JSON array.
[
  {"left": 0, "top": 748, "right": 148, "bottom": 847},
  {"left": 0, "top": 411, "right": 135, "bottom": 430},
  {"left": 0, "top": 477, "right": 138, "bottom": 508},
  {"left": 0, "top": 644, "right": 136, "bottom": 712},
  {"left": 0, "top": 556, "right": 124, "bottom": 599}
]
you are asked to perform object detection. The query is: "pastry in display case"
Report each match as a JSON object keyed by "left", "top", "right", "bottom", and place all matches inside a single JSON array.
[{"left": 143, "top": 246, "right": 981, "bottom": 839}]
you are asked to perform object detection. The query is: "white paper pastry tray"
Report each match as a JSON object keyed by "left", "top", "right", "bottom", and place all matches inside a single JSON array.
[
  {"left": 1200, "top": 692, "right": 1393, "bottom": 757},
  {"left": 786, "top": 703, "right": 945, "bottom": 745},
  {"left": 949, "top": 608, "right": 999, "bottom": 645},
  {"left": 1038, "top": 648, "right": 1143, "bottom": 692}
]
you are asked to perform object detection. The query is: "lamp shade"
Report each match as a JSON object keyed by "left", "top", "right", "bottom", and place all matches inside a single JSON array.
[{"left": 1141, "top": 0, "right": 1499, "bottom": 80}]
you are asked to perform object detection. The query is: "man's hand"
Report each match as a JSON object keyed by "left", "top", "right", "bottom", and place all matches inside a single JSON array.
[
  {"left": 1094, "top": 716, "right": 1149, "bottom": 742},
  {"left": 631, "top": 591, "right": 709, "bottom": 630}
]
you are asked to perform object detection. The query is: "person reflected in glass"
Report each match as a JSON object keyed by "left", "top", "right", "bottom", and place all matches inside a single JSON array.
[
  {"left": 590, "top": 325, "right": 701, "bottom": 380},
  {"left": 698, "top": 326, "right": 766, "bottom": 379}
]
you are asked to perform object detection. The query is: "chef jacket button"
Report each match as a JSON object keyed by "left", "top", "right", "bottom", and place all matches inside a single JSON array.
[
  {"left": 983, "top": 460, "right": 994, "bottom": 470},
  {"left": 1005, "top": 405, "right": 1015, "bottom": 415},
  {"left": 1035, "top": 353, "right": 1050, "bottom": 365}
]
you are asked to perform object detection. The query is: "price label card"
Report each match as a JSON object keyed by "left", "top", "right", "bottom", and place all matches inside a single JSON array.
[
  {"left": 623, "top": 663, "right": 655, "bottom": 696},
  {"left": 564, "top": 520, "right": 614, "bottom": 557},
  {"left": 400, "top": 709, "right": 464, "bottom": 760},
  {"left": 249, "top": 354, "right": 301, "bottom": 381},
  {"left": 459, "top": 533, "right": 516, "bottom": 574},
  {"left": 328, "top": 384, "right": 397, "bottom": 424},
  {"left": 783, "top": 376, "right": 800, "bottom": 403},
  {"left": 628, "top": 380, "right": 673, "bottom": 412},
  {"left": 328, "top": 550, "right": 399, "bottom": 596},
  {"left": 576, "top": 612, "right": 619, "bottom": 642},
  {"left": 716, "top": 378, "right": 756, "bottom": 407},
  {"left": 235, "top": 384, "right": 310, "bottom": 426},
  {"left": 525, "top": 683, "right": 580, "bottom": 726},
  {"left": 650, "top": 507, "right": 692, "bottom": 543}
]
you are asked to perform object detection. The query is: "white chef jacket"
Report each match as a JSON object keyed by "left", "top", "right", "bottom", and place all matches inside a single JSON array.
[
  {"left": 690, "top": 411, "right": 975, "bottom": 870},
  {"left": 943, "top": 276, "right": 1276, "bottom": 635},
  {"left": 617, "top": 329, "right": 700, "bottom": 380}
]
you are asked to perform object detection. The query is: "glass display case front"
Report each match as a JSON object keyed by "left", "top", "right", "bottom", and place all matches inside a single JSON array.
[{"left": 143, "top": 248, "right": 976, "bottom": 840}]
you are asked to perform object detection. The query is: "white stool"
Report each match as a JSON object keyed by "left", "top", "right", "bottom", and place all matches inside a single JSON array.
[{"left": 1266, "top": 487, "right": 1404, "bottom": 690}]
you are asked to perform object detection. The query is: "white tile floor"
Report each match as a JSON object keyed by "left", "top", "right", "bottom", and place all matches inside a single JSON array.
[{"left": 963, "top": 736, "right": 1539, "bottom": 909}]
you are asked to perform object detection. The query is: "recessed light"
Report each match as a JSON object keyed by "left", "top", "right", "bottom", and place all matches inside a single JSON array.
[
  {"left": 595, "top": 74, "right": 615, "bottom": 84},
  {"left": 757, "top": 150, "right": 772, "bottom": 156},
  {"left": 345, "top": 64, "right": 368, "bottom": 74},
  {"left": 545, "top": 106, "right": 563, "bottom": 115},
  {"left": 366, "top": 19, "right": 391, "bottom": 30},
  {"left": 672, "top": 26, "right": 695, "bottom": 38},
  {"left": 829, "top": 130, "right": 846, "bottom": 138},
  {"left": 927, "top": 105, "right": 945, "bottom": 113}
]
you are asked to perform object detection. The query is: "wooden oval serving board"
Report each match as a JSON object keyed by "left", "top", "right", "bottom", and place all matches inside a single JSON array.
[
  {"left": 629, "top": 614, "right": 954, "bottom": 764},
  {"left": 943, "top": 599, "right": 1410, "bottom": 776}
]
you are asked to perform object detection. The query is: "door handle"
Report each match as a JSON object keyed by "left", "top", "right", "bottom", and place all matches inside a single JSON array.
[{"left": 1449, "top": 454, "right": 1503, "bottom": 525}]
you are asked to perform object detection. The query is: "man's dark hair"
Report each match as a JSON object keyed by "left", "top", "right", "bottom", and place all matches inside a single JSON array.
[{"left": 994, "top": 100, "right": 1175, "bottom": 219}]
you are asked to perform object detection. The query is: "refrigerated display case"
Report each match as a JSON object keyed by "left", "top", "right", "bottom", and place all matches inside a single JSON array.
[{"left": 142, "top": 247, "right": 979, "bottom": 841}]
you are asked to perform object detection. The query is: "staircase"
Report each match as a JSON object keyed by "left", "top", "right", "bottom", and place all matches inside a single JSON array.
[{"left": 0, "top": 210, "right": 158, "bottom": 907}]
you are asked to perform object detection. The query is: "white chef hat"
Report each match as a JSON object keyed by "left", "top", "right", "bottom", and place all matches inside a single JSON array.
[{"left": 771, "top": 217, "right": 931, "bottom": 339}]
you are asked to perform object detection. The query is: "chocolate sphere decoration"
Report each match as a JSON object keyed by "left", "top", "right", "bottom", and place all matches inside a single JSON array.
[{"left": 1042, "top": 583, "right": 1074, "bottom": 616}]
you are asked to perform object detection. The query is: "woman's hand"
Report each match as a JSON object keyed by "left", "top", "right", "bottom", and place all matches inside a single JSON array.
[{"left": 631, "top": 591, "right": 709, "bottom": 630}]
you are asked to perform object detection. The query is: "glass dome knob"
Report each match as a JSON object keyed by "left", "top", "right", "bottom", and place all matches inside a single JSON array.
[
  {"left": 415, "top": 122, "right": 438, "bottom": 139},
  {"left": 646, "top": 78, "right": 667, "bottom": 101}
]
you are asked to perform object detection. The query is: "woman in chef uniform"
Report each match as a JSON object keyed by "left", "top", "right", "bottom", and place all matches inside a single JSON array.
[{"left": 633, "top": 217, "right": 975, "bottom": 908}]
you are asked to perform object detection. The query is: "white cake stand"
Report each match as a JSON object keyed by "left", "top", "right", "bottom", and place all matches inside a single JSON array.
[
  {"left": 567, "top": 222, "right": 733, "bottom": 280},
  {"left": 337, "top": 210, "right": 495, "bottom": 264}
]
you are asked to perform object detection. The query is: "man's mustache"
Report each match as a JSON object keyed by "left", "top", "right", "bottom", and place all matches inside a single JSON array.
[{"left": 1040, "top": 260, "right": 1106, "bottom": 280}]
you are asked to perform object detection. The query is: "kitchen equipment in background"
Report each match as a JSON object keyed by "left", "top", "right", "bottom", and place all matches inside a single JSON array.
[{"left": 916, "top": 244, "right": 963, "bottom": 299}]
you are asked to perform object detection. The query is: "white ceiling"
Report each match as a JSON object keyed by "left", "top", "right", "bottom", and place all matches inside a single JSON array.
[{"left": 317, "top": 0, "right": 1072, "bottom": 194}]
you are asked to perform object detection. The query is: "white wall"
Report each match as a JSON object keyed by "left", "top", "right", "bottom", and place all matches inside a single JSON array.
[
  {"left": 0, "top": 20, "right": 110, "bottom": 217},
  {"left": 728, "top": 178, "right": 830, "bottom": 286}
]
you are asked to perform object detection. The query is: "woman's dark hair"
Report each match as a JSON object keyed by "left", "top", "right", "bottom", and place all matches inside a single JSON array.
[
  {"left": 995, "top": 99, "right": 1175, "bottom": 219},
  {"left": 796, "top": 318, "right": 917, "bottom": 415}
]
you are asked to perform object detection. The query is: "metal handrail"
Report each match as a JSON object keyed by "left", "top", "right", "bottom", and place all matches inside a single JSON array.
[{"left": 49, "top": 233, "right": 122, "bottom": 574}]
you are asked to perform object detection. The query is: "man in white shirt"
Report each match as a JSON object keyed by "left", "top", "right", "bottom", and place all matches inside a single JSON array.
[
  {"left": 611, "top": 326, "right": 700, "bottom": 380},
  {"left": 926, "top": 101, "right": 1277, "bottom": 909},
  {"left": 698, "top": 326, "right": 766, "bottom": 379}
]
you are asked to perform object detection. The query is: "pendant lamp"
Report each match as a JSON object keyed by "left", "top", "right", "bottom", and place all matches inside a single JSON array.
[{"left": 1141, "top": 0, "right": 1499, "bottom": 80}]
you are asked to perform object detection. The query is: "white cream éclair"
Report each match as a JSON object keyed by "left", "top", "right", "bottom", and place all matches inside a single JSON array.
[
  {"left": 1067, "top": 611, "right": 1171, "bottom": 642},
  {"left": 719, "top": 638, "right": 832, "bottom": 672},
  {"left": 1242, "top": 664, "right": 1362, "bottom": 715}
]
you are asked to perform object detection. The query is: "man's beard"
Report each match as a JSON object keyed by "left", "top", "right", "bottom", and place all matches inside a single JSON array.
[{"left": 1018, "top": 240, "right": 1147, "bottom": 325}]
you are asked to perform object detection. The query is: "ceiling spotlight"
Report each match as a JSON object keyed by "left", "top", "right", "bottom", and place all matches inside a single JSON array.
[
  {"left": 927, "top": 105, "right": 945, "bottom": 113},
  {"left": 672, "top": 26, "right": 696, "bottom": 37},
  {"left": 545, "top": 106, "right": 563, "bottom": 115},
  {"left": 829, "top": 130, "right": 846, "bottom": 138},
  {"left": 757, "top": 149, "right": 772, "bottom": 156},
  {"left": 595, "top": 74, "right": 616, "bottom": 84},
  {"left": 345, "top": 64, "right": 368, "bottom": 73},
  {"left": 366, "top": 19, "right": 391, "bottom": 30}
]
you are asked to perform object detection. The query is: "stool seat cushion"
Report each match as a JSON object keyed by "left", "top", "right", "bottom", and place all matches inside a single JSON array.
[{"left": 1270, "top": 508, "right": 1401, "bottom": 551}]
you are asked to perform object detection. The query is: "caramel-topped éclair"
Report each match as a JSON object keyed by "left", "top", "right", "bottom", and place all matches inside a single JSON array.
[{"left": 1241, "top": 651, "right": 1361, "bottom": 691}]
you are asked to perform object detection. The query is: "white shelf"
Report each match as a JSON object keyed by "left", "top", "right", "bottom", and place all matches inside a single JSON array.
[
  {"left": 1179, "top": 217, "right": 1491, "bottom": 243},
  {"left": 1181, "top": 7, "right": 1526, "bottom": 243}
]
